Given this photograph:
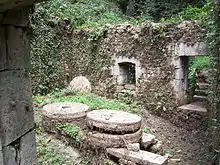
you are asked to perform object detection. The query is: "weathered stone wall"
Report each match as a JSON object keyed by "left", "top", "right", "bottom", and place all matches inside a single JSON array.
[
  {"left": 32, "top": 20, "right": 205, "bottom": 117},
  {"left": 0, "top": 7, "right": 37, "bottom": 165}
]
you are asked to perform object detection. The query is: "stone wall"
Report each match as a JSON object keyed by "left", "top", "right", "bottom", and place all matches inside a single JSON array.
[
  {"left": 32, "top": 20, "right": 207, "bottom": 117},
  {"left": 0, "top": 7, "right": 37, "bottom": 165}
]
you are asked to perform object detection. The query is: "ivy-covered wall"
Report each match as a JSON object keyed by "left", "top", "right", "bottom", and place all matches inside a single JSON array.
[{"left": 31, "top": 21, "right": 203, "bottom": 117}]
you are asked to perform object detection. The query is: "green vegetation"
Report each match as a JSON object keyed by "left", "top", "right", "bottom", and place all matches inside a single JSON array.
[
  {"left": 143, "top": 127, "right": 154, "bottom": 134},
  {"left": 56, "top": 123, "right": 81, "bottom": 140},
  {"left": 34, "top": 90, "right": 140, "bottom": 114},
  {"left": 160, "top": 5, "right": 208, "bottom": 24},
  {"left": 37, "top": 135, "right": 76, "bottom": 165}
]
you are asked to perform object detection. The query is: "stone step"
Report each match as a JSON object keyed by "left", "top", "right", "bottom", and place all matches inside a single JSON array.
[
  {"left": 195, "top": 89, "right": 208, "bottom": 96},
  {"left": 177, "top": 102, "right": 207, "bottom": 113},
  {"left": 107, "top": 148, "right": 168, "bottom": 165},
  {"left": 193, "top": 95, "right": 208, "bottom": 102},
  {"left": 196, "top": 83, "right": 210, "bottom": 90}
]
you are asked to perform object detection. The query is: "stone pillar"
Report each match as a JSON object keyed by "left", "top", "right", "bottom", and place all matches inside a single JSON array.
[{"left": 0, "top": 6, "right": 37, "bottom": 165}]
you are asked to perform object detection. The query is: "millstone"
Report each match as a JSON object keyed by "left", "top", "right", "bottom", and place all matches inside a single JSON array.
[
  {"left": 87, "top": 129, "right": 142, "bottom": 148},
  {"left": 86, "top": 110, "right": 142, "bottom": 133},
  {"left": 42, "top": 102, "right": 90, "bottom": 133}
]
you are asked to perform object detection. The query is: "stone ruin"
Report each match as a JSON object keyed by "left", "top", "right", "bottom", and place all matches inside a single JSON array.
[
  {"left": 42, "top": 103, "right": 168, "bottom": 165},
  {"left": 0, "top": 1, "right": 41, "bottom": 164}
]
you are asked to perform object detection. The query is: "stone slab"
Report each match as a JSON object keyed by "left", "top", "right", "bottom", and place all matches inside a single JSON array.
[
  {"left": 0, "top": 70, "right": 34, "bottom": 146},
  {"left": 177, "top": 102, "right": 207, "bottom": 113},
  {"left": 107, "top": 148, "right": 168, "bottom": 165},
  {"left": 141, "top": 133, "right": 156, "bottom": 149},
  {"left": 0, "top": 26, "right": 30, "bottom": 71},
  {"left": 175, "top": 42, "right": 208, "bottom": 56},
  {"left": 87, "top": 129, "right": 142, "bottom": 148},
  {"left": 86, "top": 110, "right": 142, "bottom": 133}
]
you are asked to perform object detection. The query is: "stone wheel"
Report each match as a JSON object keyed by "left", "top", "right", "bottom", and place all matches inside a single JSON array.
[
  {"left": 42, "top": 102, "right": 90, "bottom": 133},
  {"left": 87, "top": 129, "right": 142, "bottom": 148},
  {"left": 86, "top": 110, "right": 142, "bottom": 133}
]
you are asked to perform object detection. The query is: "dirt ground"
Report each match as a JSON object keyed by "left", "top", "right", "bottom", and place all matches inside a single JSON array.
[{"left": 36, "top": 106, "right": 208, "bottom": 165}]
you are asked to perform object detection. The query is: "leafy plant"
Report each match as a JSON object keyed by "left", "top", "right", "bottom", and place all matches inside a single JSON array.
[{"left": 56, "top": 123, "right": 81, "bottom": 140}]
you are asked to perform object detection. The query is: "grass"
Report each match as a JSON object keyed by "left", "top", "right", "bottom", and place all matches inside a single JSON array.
[
  {"left": 37, "top": 132, "right": 76, "bottom": 165},
  {"left": 33, "top": 90, "right": 141, "bottom": 114}
]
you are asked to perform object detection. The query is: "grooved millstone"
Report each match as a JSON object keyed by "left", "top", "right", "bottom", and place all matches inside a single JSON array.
[
  {"left": 42, "top": 102, "right": 90, "bottom": 133},
  {"left": 86, "top": 110, "right": 142, "bottom": 133},
  {"left": 88, "top": 129, "right": 142, "bottom": 148}
]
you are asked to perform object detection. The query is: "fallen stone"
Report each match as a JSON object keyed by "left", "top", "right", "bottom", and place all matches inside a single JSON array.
[
  {"left": 86, "top": 110, "right": 142, "bottom": 133},
  {"left": 107, "top": 148, "right": 168, "bottom": 165},
  {"left": 42, "top": 102, "right": 90, "bottom": 133},
  {"left": 69, "top": 76, "right": 91, "bottom": 92},
  {"left": 141, "top": 133, "right": 156, "bottom": 149},
  {"left": 124, "top": 84, "right": 136, "bottom": 90},
  {"left": 150, "top": 141, "right": 163, "bottom": 153},
  {"left": 127, "top": 143, "right": 140, "bottom": 152},
  {"left": 87, "top": 129, "right": 142, "bottom": 148},
  {"left": 169, "top": 159, "right": 181, "bottom": 163},
  {"left": 119, "top": 159, "right": 137, "bottom": 165}
]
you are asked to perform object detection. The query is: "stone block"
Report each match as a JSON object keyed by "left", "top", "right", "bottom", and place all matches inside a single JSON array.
[
  {"left": 107, "top": 148, "right": 168, "bottom": 165},
  {"left": 124, "top": 84, "right": 136, "bottom": 90},
  {"left": 150, "top": 141, "right": 163, "bottom": 153},
  {"left": 1, "top": 145, "right": 17, "bottom": 165},
  {"left": 19, "top": 130, "right": 37, "bottom": 165},
  {"left": 174, "top": 68, "right": 184, "bottom": 80},
  {"left": 119, "top": 159, "right": 137, "bottom": 165},
  {"left": 127, "top": 143, "right": 140, "bottom": 152},
  {"left": 0, "top": 70, "right": 35, "bottom": 146},
  {"left": 141, "top": 133, "right": 155, "bottom": 149},
  {"left": 117, "top": 85, "right": 125, "bottom": 92},
  {"left": 0, "top": 151, "right": 3, "bottom": 165},
  {"left": 171, "top": 56, "right": 182, "bottom": 69},
  {"left": 0, "top": 26, "right": 30, "bottom": 71},
  {"left": 175, "top": 42, "right": 208, "bottom": 56},
  {"left": 1, "top": 130, "right": 37, "bottom": 165}
]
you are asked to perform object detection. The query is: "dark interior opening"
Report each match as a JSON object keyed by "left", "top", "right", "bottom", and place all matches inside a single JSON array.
[{"left": 118, "top": 62, "right": 136, "bottom": 84}]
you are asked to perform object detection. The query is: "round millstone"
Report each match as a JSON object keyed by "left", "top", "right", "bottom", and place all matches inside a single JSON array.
[
  {"left": 87, "top": 129, "right": 142, "bottom": 148},
  {"left": 42, "top": 102, "right": 90, "bottom": 133},
  {"left": 86, "top": 110, "right": 142, "bottom": 133}
]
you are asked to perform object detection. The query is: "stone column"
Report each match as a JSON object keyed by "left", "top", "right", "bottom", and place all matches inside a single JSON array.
[{"left": 0, "top": 6, "right": 37, "bottom": 165}]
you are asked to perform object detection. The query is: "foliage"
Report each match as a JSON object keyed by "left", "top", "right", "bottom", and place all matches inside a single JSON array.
[
  {"left": 160, "top": 5, "right": 208, "bottom": 24},
  {"left": 143, "top": 127, "right": 154, "bottom": 134},
  {"left": 33, "top": 90, "right": 141, "bottom": 113},
  {"left": 37, "top": 134, "right": 75, "bottom": 165},
  {"left": 56, "top": 123, "right": 81, "bottom": 140}
]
